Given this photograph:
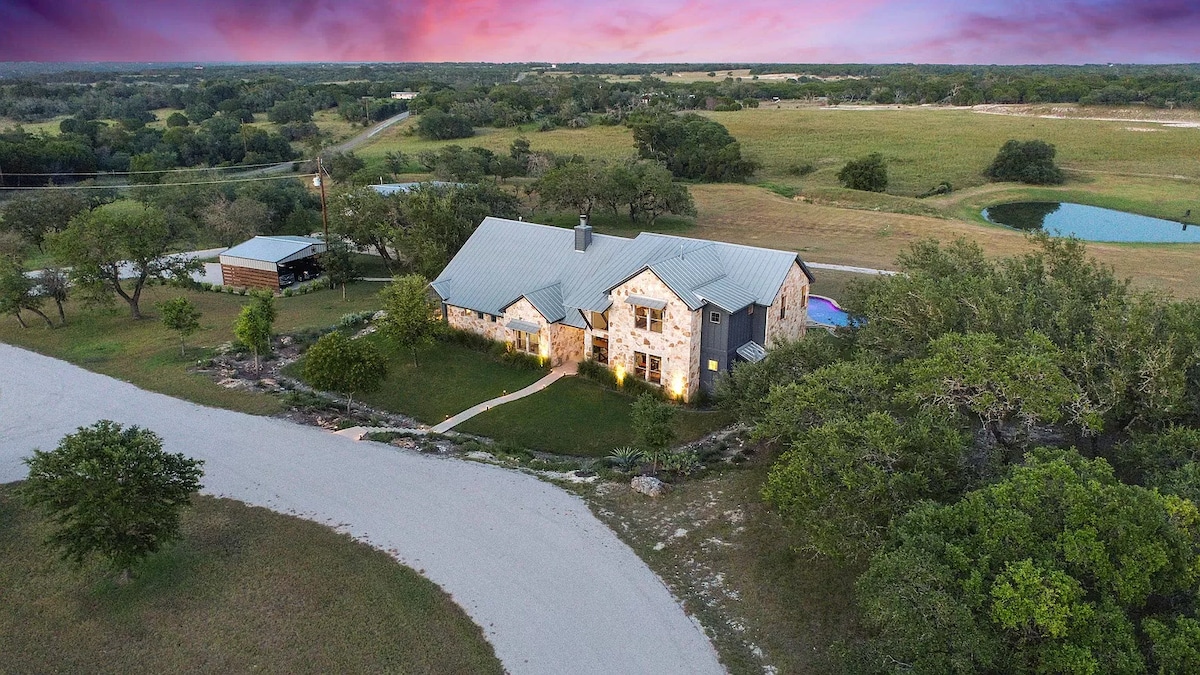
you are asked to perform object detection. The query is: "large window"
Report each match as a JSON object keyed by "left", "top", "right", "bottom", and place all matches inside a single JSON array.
[
  {"left": 634, "top": 306, "right": 664, "bottom": 333},
  {"left": 514, "top": 330, "right": 540, "bottom": 355},
  {"left": 634, "top": 351, "right": 662, "bottom": 384}
]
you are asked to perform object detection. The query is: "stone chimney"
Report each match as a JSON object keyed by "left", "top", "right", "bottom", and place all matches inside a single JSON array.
[{"left": 574, "top": 214, "right": 593, "bottom": 252}]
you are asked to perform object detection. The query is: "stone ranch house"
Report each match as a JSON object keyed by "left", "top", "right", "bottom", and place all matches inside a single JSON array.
[{"left": 431, "top": 217, "right": 814, "bottom": 401}]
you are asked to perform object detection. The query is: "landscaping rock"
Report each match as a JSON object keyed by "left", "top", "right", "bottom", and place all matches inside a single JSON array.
[
  {"left": 631, "top": 475, "right": 669, "bottom": 498},
  {"left": 372, "top": 310, "right": 388, "bottom": 321}
]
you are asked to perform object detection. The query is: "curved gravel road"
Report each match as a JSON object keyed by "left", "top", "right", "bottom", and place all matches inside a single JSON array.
[{"left": 0, "top": 345, "right": 723, "bottom": 675}]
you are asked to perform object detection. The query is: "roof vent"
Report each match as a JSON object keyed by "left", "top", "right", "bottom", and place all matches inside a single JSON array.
[{"left": 574, "top": 214, "right": 593, "bottom": 252}]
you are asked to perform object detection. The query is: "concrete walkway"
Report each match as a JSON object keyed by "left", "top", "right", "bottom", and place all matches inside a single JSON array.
[
  {"left": 432, "top": 364, "right": 575, "bottom": 433},
  {"left": 0, "top": 345, "right": 723, "bottom": 675}
]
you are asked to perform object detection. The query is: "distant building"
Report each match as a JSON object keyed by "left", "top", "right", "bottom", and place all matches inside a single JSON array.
[
  {"left": 390, "top": 91, "right": 419, "bottom": 100},
  {"left": 369, "top": 181, "right": 465, "bottom": 196}
]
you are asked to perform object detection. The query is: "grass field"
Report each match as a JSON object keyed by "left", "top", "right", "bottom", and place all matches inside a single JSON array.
[
  {"left": 358, "top": 116, "right": 638, "bottom": 165},
  {"left": 705, "top": 107, "right": 1200, "bottom": 200},
  {"left": 457, "top": 377, "right": 734, "bottom": 457},
  {"left": 0, "top": 283, "right": 383, "bottom": 415},
  {"left": 0, "top": 485, "right": 502, "bottom": 674}
]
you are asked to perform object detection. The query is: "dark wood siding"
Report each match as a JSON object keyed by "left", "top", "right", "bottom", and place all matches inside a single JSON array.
[{"left": 699, "top": 305, "right": 728, "bottom": 392}]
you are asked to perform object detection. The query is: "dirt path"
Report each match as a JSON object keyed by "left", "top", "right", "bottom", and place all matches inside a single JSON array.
[{"left": 0, "top": 345, "right": 723, "bottom": 675}]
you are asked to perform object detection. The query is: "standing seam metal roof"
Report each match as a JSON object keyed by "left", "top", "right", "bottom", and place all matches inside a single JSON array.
[
  {"left": 432, "top": 218, "right": 810, "bottom": 327},
  {"left": 219, "top": 236, "right": 325, "bottom": 264}
]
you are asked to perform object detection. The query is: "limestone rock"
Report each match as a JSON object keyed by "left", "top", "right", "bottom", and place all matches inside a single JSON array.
[{"left": 630, "top": 475, "right": 668, "bottom": 498}]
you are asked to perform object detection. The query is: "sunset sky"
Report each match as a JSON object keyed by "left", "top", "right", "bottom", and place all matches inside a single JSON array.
[{"left": 1, "top": 0, "right": 1197, "bottom": 64}]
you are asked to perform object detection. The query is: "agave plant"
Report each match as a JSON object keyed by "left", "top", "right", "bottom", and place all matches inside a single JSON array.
[{"left": 607, "top": 446, "right": 645, "bottom": 471}]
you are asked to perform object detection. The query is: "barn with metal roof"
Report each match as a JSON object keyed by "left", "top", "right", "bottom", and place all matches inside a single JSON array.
[{"left": 218, "top": 236, "right": 326, "bottom": 291}]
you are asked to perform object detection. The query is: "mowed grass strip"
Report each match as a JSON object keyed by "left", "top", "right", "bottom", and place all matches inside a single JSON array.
[
  {"left": 0, "top": 486, "right": 503, "bottom": 674},
  {"left": 456, "top": 377, "right": 734, "bottom": 457},
  {"left": 0, "top": 283, "right": 383, "bottom": 415}
]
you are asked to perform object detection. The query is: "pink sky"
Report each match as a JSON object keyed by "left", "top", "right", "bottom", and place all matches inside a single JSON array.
[{"left": 2, "top": 0, "right": 1198, "bottom": 64}]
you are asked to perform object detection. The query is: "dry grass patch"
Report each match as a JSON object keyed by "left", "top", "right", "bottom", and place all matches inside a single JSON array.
[
  {"left": 687, "top": 184, "right": 1200, "bottom": 298},
  {"left": 581, "top": 456, "right": 863, "bottom": 675},
  {"left": 357, "top": 117, "right": 636, "bottom": 163}
]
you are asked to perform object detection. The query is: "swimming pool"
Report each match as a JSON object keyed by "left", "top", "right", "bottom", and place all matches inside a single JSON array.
[{"left": 807, "top": 295, "right": 850, "bottom": 327}]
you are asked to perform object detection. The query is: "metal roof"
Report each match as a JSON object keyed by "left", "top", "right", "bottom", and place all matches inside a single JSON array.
[
  {"left": 431, "top": 217, "right": 811, "bottom": 327},
  {"left": 219, "top": 236, "right": 325, "bottom": 264},
  {"left": 507, "top": 319, "right": 541, "bottom": 333},
  {"left": 736, "top": 341, "right": 767, "bottom": 363},
  {"left": 370, "top": 181, "right": 466, "bottom": 196},
  {"left": 626, "top": 295, "right": 668, "bottom": 310}
]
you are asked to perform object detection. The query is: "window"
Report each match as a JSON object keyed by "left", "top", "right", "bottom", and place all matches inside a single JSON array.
[
  {"left": 801, "top": 286, "right": 809, "bottom": 308},
  {"left": 514, "top": 330, "right": 540, "bottom": 355},
  {"left": 591, "top": 310, "right": 608, "bottom": 330},
  {"left": 591, "top": 336, "right": 609, "bottom": 364},
  {"left": 476, "top": 311, "right": 484, "bottom": 320},
  {"left": 709, "top": 311, "right": 721, "bottom": 324},
  {"left": 635, "top": 306, "right": 663, "bottom": 333},
  {"left": 780, "top": 294, "right": 786, "bottom": 320},
  {"left": 634, "top": 351, "right": 662, "bottom": 384},
  {"left": 707, "top": 359, "right": 719, "bottom": 371},
  {"left": 488, "top": 314, "right": 497, "bottom": 323}
]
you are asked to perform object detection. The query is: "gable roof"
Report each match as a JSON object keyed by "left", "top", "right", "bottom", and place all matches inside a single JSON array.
[
  {"left": 431, "top": 217, "right": 812, "bottom": 323},
  {"left": 219, "top": 236, "right": 325, "bottom": 264}
]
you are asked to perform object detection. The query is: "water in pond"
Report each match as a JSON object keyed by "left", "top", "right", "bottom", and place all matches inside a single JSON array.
[
  {"left": 983, "top": 202, "right": 1200, "bottom": 243},
  {"left": 807, "top": 295, "right": 850, "bottom": 327}
]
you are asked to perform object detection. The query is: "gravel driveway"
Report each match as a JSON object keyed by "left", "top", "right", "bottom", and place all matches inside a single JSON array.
[{"left": 0, "top": 344, "right": 723, "bottom": 675}]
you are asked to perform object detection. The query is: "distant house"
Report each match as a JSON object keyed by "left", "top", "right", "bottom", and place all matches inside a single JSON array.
[
  {"left": 431, "top": 217, "right": 813, "bottom": 400},
  {"left": 219, "top": 236, "right": 326, "bottom": 291},
  {"left": 369, "top": 181, "right": 465, "bottom": 197},
  {"left": 390, "top": 91, "right": 419, "bottom": 100}
]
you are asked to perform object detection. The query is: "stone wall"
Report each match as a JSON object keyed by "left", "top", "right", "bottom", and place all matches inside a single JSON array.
[
  {"left": 550, "top": 325, "right": 585, "bottom": 365},
  {"left": 445, "top": 305, "right": 506, "bottom": 342},
  {"left": 607, "top": 269, "right": 701, "bottom": 401},
  {"left": 765, "top": 262, "right": 810, "bottom": 346}
]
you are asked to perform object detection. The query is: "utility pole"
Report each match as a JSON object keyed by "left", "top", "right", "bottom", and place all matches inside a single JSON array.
[{"left": 316, "top": 156, "right": 330, "bottom": 243}]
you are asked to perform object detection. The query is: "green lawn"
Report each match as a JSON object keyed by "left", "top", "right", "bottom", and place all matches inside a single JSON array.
[
  {"left": 352, "top": 252, "right": 395, "bottom": 278},
  {"left": 0, "top": 283, "right": 383, "bottom": 415},
  {"left": 0, "top": 486, "right": 502, "bottom": 674},
  {"left": 298, "top": 335, "right": 547, "bottom": 424},
  {"left": 457, "top": 377, "right": 734, "bottom": 456}
]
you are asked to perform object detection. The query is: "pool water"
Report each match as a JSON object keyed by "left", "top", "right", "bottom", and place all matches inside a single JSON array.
[
  {"left": 807, "top": 295, "right": 850, "bottom": 327},
  {"left": 983, "top": 202, "right": 1200, "bottom": 244}
]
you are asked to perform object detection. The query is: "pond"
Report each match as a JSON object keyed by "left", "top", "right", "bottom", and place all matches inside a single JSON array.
[
  {"left": 982, "top": 202, "right": 1200, "bottom": 243},
  {"left": 807, "top": 295, "right": 850, "bottom": 327}
]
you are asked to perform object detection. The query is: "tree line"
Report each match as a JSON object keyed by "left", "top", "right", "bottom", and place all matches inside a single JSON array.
[{"left": 719, "top": 235, "right": 1200, "bottom": 672}]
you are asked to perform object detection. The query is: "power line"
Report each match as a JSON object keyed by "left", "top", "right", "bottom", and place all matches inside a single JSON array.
[
  {"left": 0, "top": 173, "right": 319, "bottom": 190},
  {"left": 0, "top": 159, "right": 316, "bottom": 178}
]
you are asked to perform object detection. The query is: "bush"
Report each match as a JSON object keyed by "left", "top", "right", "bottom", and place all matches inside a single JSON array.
[
  {"left": 787, "top": 161, "right": 817, "bottom": 176},
  {"left": 337, "top": 311, "right": 375, "bottom": 329},
  {"left": 577, "top": 359, "right": 666, "bottom": 399},
  {"left": 416, "top": 109, "right": 475, "bottom": 141},
  {"left": 837, "top": 153, "right": 889, "bottom": 192},
  {"left": 985, "top": 139, "right": 1065, "bottom": 185}
]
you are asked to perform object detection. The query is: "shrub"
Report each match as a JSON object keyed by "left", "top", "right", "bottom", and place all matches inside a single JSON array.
[
  {"left": 607, "top": 446, "right": 645, "bottom": 471},
  {"left": 985, "top": 139, "right": 1065, "bottom": 185},
  {"left": 837, "top": 153, "right": 889, "bottom": 192},
  {"left": 787, "top": 161, "right": 817, "bottom": 176},
  {"left": 337, "top": 311, "right": 375, "bottom": 329}
]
